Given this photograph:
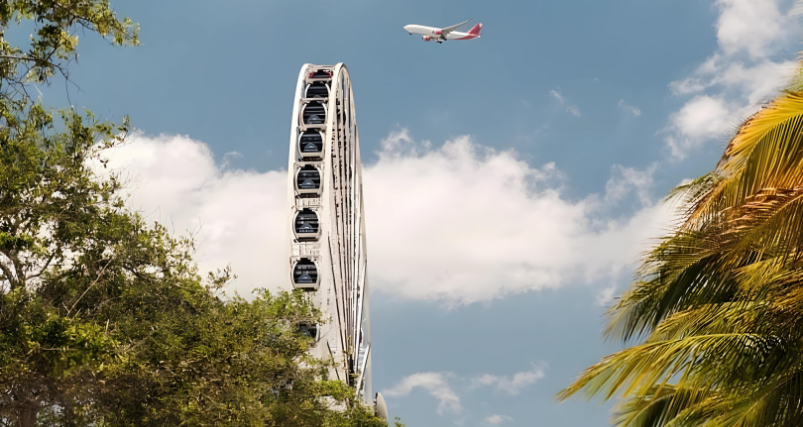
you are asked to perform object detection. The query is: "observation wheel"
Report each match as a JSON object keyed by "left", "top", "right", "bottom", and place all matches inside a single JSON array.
[{"left": 285, "top": 63, "right": 380, "bottom": 413}]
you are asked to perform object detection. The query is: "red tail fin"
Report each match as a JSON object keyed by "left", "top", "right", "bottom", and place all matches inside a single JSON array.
[{"left": 467, "top": 23, "right": 483, "bottom": 35}]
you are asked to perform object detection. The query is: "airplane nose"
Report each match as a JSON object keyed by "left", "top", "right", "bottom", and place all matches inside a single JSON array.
[{"left": 403, "top": 25, "right": 411, "bottom": 31}]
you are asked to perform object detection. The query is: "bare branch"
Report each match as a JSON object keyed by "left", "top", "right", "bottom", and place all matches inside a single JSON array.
[
  {"left": 68, "top": 258, "right": 113, "bottom": 315},
  {"left": 25, "top": 251, "right": 56, "bottom": 281}
]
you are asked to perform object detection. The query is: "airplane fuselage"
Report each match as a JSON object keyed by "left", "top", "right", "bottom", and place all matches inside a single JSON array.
[{"left": 403, "top": 24, "right": 481, "bottom": 42}]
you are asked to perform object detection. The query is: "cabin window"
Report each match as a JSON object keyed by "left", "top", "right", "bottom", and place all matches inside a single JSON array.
[
  {"left": 305, "top": 82, "right": 329, "bottom": 98},
  {"left": 296, "top": 165, "right": 321, "bottom": 191},
  {"left": 298, "top": 324, "right": 318, "bottom": 340},
  {"left": 293, "top": 259, "right": 318, "bottom": 285},
  {"left": 294, "top": 209, "right": 320, "bottom": 237},
  {"left": 299, "top": 131, "right": 323, "bottom": 155},
  {"left": 302, "top": 101, "right": 326, "bottom": 125}
]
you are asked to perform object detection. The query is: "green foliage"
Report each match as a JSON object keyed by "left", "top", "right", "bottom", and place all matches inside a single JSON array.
[
  {"left": 0, "top": 0, "right": 138, "bottom": 111},
  {"left": 0, "top": 1, "right": 394, "bottom": 426},
  {"left": 558, "top": 74, "right": 803, "bottom": 427},
  {"left": 0, "top": 107, "right": 392, "bottom": 427}
]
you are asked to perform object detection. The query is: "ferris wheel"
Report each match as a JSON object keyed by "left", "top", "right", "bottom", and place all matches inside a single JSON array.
[{"left": 285, "top": 63, "right": 385, "bottom": 418}]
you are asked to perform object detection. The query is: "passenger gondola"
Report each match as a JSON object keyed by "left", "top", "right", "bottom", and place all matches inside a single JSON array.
[
  {"left": 296, "top": 164, "right": 321, "bottom": 194},
  {"left": 305, "top": 81, "right": 329, "bottom": 99},
  {"left": 301, "top": 101, "right": 326, "bottom": 127},
  {"left": 298, "top": 131, "right": 324, "bottom": 158},
  {"left": 292, "top": 258, "right": 319, "bottom": 288},
  {"left": 294, "top": 208, "right": 320, "bottom": 240}
]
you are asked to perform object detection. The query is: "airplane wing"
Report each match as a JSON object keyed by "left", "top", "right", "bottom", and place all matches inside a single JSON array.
[{"left": 441, "top": 19, "right": 471, "bottom": 37}]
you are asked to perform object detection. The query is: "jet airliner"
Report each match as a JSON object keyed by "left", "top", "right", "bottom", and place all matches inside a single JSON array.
[{"left": 403, "top": 20, "right": 482, "bottom": 43}]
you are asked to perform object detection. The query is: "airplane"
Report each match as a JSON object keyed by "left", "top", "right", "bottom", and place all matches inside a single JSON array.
[{"left": 403, "top": 20, "right": 482, "bottom": 43}]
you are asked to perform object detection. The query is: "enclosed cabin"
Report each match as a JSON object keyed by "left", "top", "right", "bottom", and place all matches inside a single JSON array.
[
  {"left": 292, "top": 258, "right": 319, "bottom": 289},
  {"left": 298, "top": 323, "right": 319, "bottom": 341},
  {"left": 298, "top": 131, "right": 324, "bottom": 159},
  {"left": 300, "top": 100, "right": 327, "bottom": 129},
  {"left": 293, "top": 208, "right": 321, "bottom": 241},
  {"left": 295, "top": 163, "right": 322, "bottom": 195},
  {"left": 299, "top": 67, "right": 333, "bottom": 131},
  {"left": 304, "top": 81, "right": 330, "bottom": 99}
]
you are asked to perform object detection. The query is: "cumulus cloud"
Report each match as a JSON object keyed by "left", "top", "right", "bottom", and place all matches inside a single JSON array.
[
  {"left": 665, "top": 95, "right": 734, "bottom": 158},
  {"left": 485, "top": 415, "right": 514, "bottom": 425},
  {"left": 715, "top": 0, "right": 793, "bottom": 58},
  {"left": 366, "top": 129, "right": 669, "bottom": 304},
  {"left": 549, "top": 90, "right": 581, "bottom": 117},
  {"left": 99, "top": 133, "right": 289, "bottom": 297},
  {"left": 664, "top": 0, "right": 798, "bottom": 159},
  {"left": 385, "top": 364, "right": 545, "bottom": 417},
  {"left": 382, "top": 372, "right": 462, "bottom": 414},
  {"left": 101, "top": 129, "right": 670, "bottom": 305},
  {"left": 471, "top": 364, "right": 546, "bottom": 395}
]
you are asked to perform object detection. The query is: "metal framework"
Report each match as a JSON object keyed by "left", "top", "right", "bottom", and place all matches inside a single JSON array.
[{"left": 285, "top": 63, "right": 374, "bottom": 408}]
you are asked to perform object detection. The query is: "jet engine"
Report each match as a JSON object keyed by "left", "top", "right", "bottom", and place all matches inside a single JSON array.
[
  {"left": 434, "top": 30, "right": 442, "bottom": 35},
  {"left": 422, "top": 35, "right": 431, "bottom": 42}
]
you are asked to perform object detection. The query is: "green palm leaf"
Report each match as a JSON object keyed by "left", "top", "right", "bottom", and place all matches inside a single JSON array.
[{"left": 560, "top": 75, "right": 803, "bottom": 427}]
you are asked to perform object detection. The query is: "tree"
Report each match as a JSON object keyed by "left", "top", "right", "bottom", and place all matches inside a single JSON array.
[
  {"left": 0, "top": 0, "right": 138, "bottom": 111},
  {"left": 558, "top": 84, "right": 803, "bottom": 427},
  {"left": 0, "top": 2, "right": 391, "bottom": 426}
]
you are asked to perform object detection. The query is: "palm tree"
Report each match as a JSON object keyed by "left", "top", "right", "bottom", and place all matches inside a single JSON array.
[{"left": 558, "top": 91, "right": 803, "bottom": 427}]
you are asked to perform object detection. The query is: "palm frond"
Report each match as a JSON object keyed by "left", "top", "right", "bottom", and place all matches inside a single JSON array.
[
  {"left": 558, "top": 333, "right": 782, "bottom": 402},
  {"left": 688, "top": 93, "right": 803, "bottom": 229},
  {"left": 562, "top": 77, "right": 803, "bottom": 427},
  {"left": 612, "top": 385, "right": 719, "bottom": 427}
]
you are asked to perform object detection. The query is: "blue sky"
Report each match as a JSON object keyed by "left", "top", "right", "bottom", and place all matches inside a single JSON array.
[{"left": 29, "top": 0, "right": 802, "bottom": 425}]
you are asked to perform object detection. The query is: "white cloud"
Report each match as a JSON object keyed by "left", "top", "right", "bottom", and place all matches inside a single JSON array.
[
  {"left": 718, "top": 60, "right": 797, "bottom": 104},
  {"left": 595, "top": 285, "right": 616, "bottom": 306},
  {"left": 665, "top": 95, "right": 734, "bottom": 158},
  {"left": 605, "top": 163, "right": 658, "bottom": 207},
  {"left": 669, "top": 58, "right": 796, "bottom": 104},
  {"left": 670, "top": 77, "right": 708, "bottom": 96},
  {"left": 617, "top": 99, "right": 642, "bottom": 117},
  {"left": 549, "top": 90, "right": 565, "bottom": 104},
  {"left": 99, "top": 133, "right": 290, "bottom": 297},
  {"left": 664, "top": 0, "right": 798, "bottom": 159},
  {"left": 366, "top": 130, "right": 669, "bottom": 304},
  {"left": 715, "top": 0, "right": 792, "bottom": 59},
  {"left": 471, "top": 364, "right": 546, "bottom": 395},
  {"left": 385, "top": 365, "right": 544, "bottom": 418},
  {"left": 101, "top": 129, "right": 671, "bottom": 305},
  {"left": 549, "top": 90, "right": 581, "bottom": 117},
  {"left": 485, "top": 415, "right": 514, "bottom": 425},
  {"left": 671, "top": 95, "right": 732, "bottom": 140},
  {"left": 382, "top": 372, "right": 462, "bottom": 414}
]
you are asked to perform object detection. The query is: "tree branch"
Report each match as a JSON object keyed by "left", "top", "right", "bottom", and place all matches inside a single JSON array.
[
  {"left": 0, "top": 257, "right": 18, "bottom": 290},
  {"left": 25, "top": 251, "right": 56, "bottom": 281},
  {"left": 68, "top": 258, "right": 113, "bottom": 316}
]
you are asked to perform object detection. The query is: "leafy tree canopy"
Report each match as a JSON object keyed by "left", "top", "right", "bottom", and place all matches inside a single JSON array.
[{"left": 0, "top": 2, "right": 395, "bottom": 426}]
